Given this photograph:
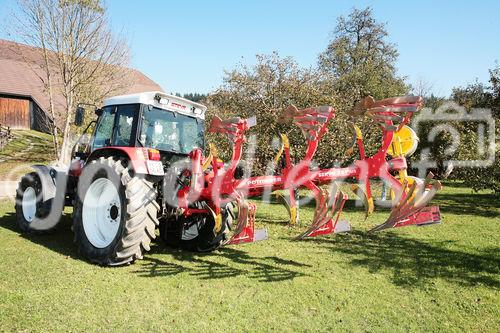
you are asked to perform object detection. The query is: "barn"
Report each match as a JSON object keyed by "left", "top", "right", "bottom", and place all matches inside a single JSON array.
[
  {"left": 0, "top": 39, "right": 163, "bottom": 133},
  {"left": 0, "top": 94, "right": 52, "bottom": 132}
]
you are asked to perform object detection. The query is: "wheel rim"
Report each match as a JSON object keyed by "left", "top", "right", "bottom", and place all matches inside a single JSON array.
[
  {"left": 181, "top": 222, "right": 200, "bottom": 240},
  {"left": 82, "top": 178, "right": 121, "bottom": 248},
  {"left": 22, "top": 187, "right": 37, "bottom": 223}
]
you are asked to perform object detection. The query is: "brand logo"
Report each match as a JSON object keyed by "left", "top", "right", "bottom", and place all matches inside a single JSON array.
[{"left": 246, "top": 177, "right": 282, "bottom": 186}]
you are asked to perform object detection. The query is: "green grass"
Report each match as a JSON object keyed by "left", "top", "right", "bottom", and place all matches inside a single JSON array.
[
  {"left": 0, "top": 184, "right": 498, "bottom": 332},
  {"left": 0, "top": 130, "right": 55, "bottom": 181}
]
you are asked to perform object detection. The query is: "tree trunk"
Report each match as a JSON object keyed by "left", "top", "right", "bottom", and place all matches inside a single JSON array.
[
  {"left": 39, "top": 16, "right": 60, "bottom": 160},
  {"left": 58, "top": 103, "right": 73, "bottom": 166},
  {"left": 58, "top": 73, "right": 74, "bottom": 166},
  {"left": 45, "top": 68, "right": 60, "bottom": 160}
]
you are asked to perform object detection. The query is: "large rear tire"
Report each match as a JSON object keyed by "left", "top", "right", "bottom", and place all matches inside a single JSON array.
[
  {"left": 72, "top": 157, "right": 159, "bottom": 266},
  {"left": 15, "top": 172, "right": 60, "bottom": 233}
]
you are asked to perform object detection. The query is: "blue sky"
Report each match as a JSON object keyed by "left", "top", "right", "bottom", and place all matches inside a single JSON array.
[{"left": 1, "top": 0, "right": 499, "bottom": 96}]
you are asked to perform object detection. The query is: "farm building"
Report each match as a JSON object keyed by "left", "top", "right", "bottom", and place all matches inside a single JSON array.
[{"left": 0, "top": 39, "right": 163, "bottom": 133}]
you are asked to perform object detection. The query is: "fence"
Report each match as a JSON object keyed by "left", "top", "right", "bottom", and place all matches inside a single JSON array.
[{"left": 0, "top": 124, "right": 12, "bottom": 149}]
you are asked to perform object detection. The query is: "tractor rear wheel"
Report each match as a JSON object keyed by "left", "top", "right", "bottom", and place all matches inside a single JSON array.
[
  {"left": 15, "top": 172, "right": 60, "bottom": 233},
  {"left": 72, "top": 157, "right": 159, "bottom": 266},
  {"left": 160, "top": 202, "right": 235, "bottom": 252}
]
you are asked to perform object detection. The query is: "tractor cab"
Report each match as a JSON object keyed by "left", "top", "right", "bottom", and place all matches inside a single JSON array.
[{"left": 74, "top": 91, "right": 207, "bottom": 168}]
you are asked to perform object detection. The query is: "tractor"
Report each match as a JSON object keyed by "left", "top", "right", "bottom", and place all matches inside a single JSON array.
[
  {"left": 14, "top": 91, "right": 442, "bottom": 266},
  {"left": 15, "top": 92, "right": 220, "bottom": 265}
]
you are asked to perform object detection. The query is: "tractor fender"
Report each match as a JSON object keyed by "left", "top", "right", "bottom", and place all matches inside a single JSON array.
[
  {"left": 27, "top": 165, "right": 67, "bottom": 231},
  {"left": 87, "top": 147, "right": 150, "bottom": 175},
  {"left": 31, "top": 165, "right": 61, "bottom": 202}
]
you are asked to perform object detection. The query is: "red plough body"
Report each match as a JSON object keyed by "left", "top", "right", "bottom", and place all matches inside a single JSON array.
[{"left": 178, "top": 96, "right": 442, "bottom": 243}]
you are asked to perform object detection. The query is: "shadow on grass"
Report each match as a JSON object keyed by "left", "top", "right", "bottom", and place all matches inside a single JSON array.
[
  {"left": 135, "top": 246, "right": 310, "bottom": 282},
  {"left": 305, "top": 230, "right": 500, "bottom": 290},
  {"left": 0, "top": 212, "right": 309, "bottom": 282},
  {"left": 433, "top": 192, "right": 499, "bottom": 218},
  {"left": 0, "top": 212, "right": 80, "bottom": 260},
  {"left": 1, "top": 210, "right": 498, "bottom": 287}
]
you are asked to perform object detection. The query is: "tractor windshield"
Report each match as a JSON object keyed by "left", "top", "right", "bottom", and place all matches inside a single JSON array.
[{"left": 140, "top": 106, "right": 204, "bottom": 154}]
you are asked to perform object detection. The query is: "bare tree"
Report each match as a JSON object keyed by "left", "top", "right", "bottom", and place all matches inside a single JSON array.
[
  {"left": 411, "top": 77, "right": 435, "bottom": 98},
  {"left": 6, "top": 0, "right": 60, "bottom": 156},
  {"left": 10, "top": 0, "right": 129, "bottom": 164}
]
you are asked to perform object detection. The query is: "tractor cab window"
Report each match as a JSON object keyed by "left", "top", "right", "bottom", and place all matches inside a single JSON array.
[
  {"left": 112, "top": 105, "right": 137, "bottom": 146},
  {"left": 92, "top": 106, "right": 115, "bottom": 150},
  {"left": 140, "top": 106, "right": 204, "bottom": 154},
  {"left": 92, "top": 104, "right": 139, "bottom": 150}
]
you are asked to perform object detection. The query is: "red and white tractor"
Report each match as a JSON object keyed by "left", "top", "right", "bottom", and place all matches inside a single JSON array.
[{"left": 15, "top": 91, "right": 442, "bottom": 266}]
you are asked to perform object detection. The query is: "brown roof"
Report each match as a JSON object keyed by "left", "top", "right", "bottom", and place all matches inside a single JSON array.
[{"left": 0, "top": 39, "right": 163, "bottom": 127}]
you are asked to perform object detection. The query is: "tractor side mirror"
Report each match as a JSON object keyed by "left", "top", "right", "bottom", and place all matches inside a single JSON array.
[
  {"left": 95, "top": 108, "right": 103, "bottom": 117},
  {"left": 75, "top": 106, "right": 85, "bottom": 126}
]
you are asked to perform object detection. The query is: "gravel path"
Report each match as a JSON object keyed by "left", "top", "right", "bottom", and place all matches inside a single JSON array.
[{"left": 0, "top": 181, "right": 17, "bottom": 199}]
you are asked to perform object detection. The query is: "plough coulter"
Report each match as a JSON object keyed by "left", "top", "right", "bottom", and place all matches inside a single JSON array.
[{"left": 14, "top": 92, "right": 442, "bottom": 266}]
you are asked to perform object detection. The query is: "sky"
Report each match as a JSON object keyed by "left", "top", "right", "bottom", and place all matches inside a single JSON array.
[{"left": 0, "top": 0, "right": 499, "bottom": 96}]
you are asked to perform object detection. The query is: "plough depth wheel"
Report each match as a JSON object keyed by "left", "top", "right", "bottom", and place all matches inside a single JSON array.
[{"left": 160, "top": 202, "right": 234, "bottom": 252}]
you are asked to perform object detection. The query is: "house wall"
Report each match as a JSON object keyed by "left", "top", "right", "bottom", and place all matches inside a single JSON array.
[
  {"left": 0, "top": 96, "right": 30, "bottom": 129},
  {"left": 30, "top": 100, "right": 53, "bottom": 133}
]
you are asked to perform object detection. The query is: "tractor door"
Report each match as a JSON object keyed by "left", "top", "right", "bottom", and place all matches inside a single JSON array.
[{"left": 91, "top": 104, "right": 139, "bottom": 151}]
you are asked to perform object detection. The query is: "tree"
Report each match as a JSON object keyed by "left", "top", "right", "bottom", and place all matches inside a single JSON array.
[
  {"left": 183, "top": 93, "right": 207, "bottom": 103},
  {"left": 11, "top": 0, "right": 129, "bottom": 164},
  {"left": 411, "top": 77, "right": 435, "bottom": 99},
  {"left": 450, "top": 66, "right": 500, "bottom": 194},
  {"left": 206, "top": 53, "right": 327, "bottom": 173},
  {"left": 7, "top": 0, "right": 61, "bottom": 156},
  {"left": 318, "top": 7, "right": 408, "bottom": 107},
  {"left": 317, "top": 7, "right": 409, "bottom": 166},
  {"left": 206, "top": 8, "right": 412, "bottom": 173}
]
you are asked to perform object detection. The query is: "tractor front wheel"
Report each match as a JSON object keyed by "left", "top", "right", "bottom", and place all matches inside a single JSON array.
[
  {"left": 72, "top": 157, "right": 159, "bottom": 266},
  {"left": 15, "top": 172, "right": 61, "bottom": 233}
]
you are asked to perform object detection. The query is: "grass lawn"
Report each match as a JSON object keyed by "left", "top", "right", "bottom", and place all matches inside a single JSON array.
[
  {"left": 0, "top": 130, "right": 55, "bottom": 181},
  {"left": 0, "top": 183, "right": 498, "bottom": 332}
]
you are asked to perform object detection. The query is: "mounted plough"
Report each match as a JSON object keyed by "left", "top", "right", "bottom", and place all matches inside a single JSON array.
[{"left": 183, "top": 95, "right": 442, "bottom": 244}]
